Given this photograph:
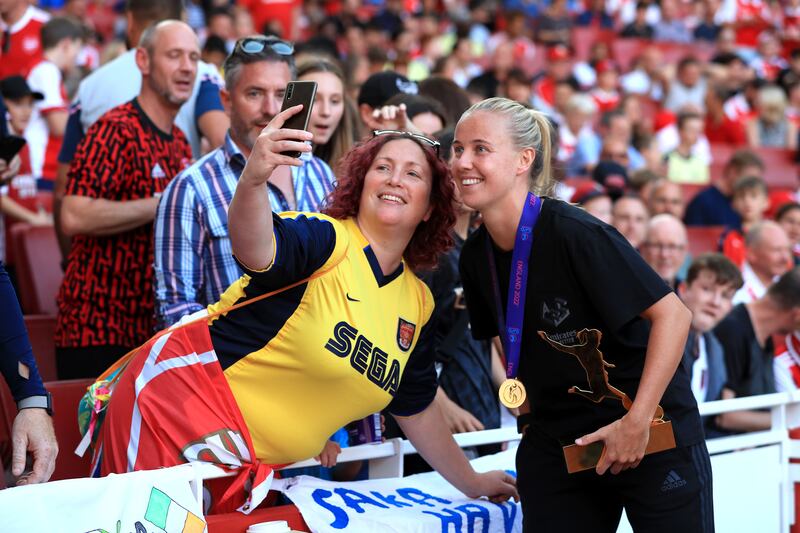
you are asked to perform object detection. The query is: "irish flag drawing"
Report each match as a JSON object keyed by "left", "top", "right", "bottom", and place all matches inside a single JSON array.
[{"left": 145, "top": 487, "right": 206, "bottom": 533}]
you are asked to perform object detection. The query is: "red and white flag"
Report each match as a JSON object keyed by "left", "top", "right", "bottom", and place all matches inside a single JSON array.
[{"left": 96, "top": 319, "right": 274, "bottom": 513}]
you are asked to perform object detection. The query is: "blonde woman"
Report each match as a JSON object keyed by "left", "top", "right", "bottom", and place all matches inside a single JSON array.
[
  {"left": 452, "top": 97, "right": 711, "bottom": 532},
  {"left": 746, "top": 85, "right": 798, "bottom": 150}
]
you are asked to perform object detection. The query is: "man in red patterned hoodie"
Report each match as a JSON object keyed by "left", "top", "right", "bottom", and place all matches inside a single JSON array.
[{"left": 56, "top": 20, "right": 197, "bottom": 379}]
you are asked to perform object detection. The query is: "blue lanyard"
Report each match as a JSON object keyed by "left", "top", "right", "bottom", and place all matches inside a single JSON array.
[{"left": 486, "top": 193, "right": 542, "bottom": 380}]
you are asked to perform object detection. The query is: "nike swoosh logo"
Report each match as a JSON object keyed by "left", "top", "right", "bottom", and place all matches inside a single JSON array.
[{"left": 346, "top": 293, "right": 360, "bottom": 302}]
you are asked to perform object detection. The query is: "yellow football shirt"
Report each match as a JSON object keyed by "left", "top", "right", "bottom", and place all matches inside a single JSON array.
[{"left": 207, "top": 212, "right": 436, "bottom": 464}]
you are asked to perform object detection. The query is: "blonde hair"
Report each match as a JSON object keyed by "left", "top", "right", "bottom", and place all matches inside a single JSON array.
[
  {"left": 457, "top": 97, "right": 555, "bottom": 196},
  {"left": 758, "top": 85, "right": 788, "bottom": 124}
]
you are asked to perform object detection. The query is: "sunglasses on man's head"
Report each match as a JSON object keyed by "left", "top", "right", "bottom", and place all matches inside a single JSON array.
[
  {"left": 234, "top": 36, "right": 294, "bottom": 57},
  {"left": 372, "top": 130, "right": 441, "bottom": 158}
]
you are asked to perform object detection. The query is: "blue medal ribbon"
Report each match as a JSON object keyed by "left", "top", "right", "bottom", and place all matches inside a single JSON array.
[{"left": 486, "top": 193, "right": 542, "bottom": 380}]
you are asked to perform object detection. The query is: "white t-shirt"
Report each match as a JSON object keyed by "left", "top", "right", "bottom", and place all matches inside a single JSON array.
[
  {"left": 25, "top": 59, "right": 66, "bottom": 179},
  {"left": 74, "top": 50, "right": 222, "bottom": 157},
  {"left": 690, "top": 334, "right": 709, "bottom": 404}
]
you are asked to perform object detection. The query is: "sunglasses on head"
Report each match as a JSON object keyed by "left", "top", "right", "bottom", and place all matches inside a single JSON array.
[
  {"left": 234, "top": 36, "right": 294, "bottom": 57},
  {"left": 372, "top": 130, "right": 441, "bottom": 158}
]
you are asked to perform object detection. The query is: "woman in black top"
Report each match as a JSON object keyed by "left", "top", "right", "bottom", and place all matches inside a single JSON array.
[{"left": 452, "top": 97, "right": 712, "bottom": 532}]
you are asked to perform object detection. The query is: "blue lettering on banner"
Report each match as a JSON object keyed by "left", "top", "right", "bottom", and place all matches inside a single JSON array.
[
  {"left": 421, "top": 508, "right": 463, "bottom": 532},
  {"left": 308, "top": 486, "right": 518, "bottom": 531},
  {"left": 370, "top": 491, "right": 414, "bottom": 508},
  {"left": 334, "top": 488, "right": 390, "bottom": 513},
  {"left": 489, "top": 501, "right": 518, "bottom": 533},
  {"left": 396, "top": 488, "right": 452, "bottom": 507},
  {"left": 455, "top": 503, "right": 490, "bottom": 533},
  {"left": 311, "top": 488, "right": 350, "bottom": 529}
]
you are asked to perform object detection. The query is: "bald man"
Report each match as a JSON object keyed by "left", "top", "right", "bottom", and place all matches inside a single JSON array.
[
  {"left": 56, "top": 21, "right": 198, "bottom": 379},
  {"left": 732, "top": 221, "right": 793, "bottom": 305},
  {"left": 641, "top": 213, "right": 689, "bottom": 288},
  {"left": 648, "top": 179, "right": 685, "bottom": 220}
]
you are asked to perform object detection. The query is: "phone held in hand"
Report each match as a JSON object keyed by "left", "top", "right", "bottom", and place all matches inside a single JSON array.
[
  {"left": 279, "top": 81, "right": 317, "bottom": 159},
  {"left": 0, "top": 135, "right": 26, "bottom": 163}
]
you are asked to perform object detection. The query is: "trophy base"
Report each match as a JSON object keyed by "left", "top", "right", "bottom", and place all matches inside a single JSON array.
[{"left": 562, "top": 420, "right": 676, "bottom": 474}]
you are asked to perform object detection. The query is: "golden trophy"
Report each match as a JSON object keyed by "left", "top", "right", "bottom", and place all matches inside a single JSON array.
[{"left": 538, "top": 328, "right": 676, "bottom": 474}]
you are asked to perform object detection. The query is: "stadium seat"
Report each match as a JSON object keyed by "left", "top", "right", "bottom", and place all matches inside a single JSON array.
[
  {"left": 206, "top": 504, "right": 309, "bottom": 532},
  {"left": 757, "top": 148, "right": 798, "bottom": 190},
  {"left": 0, "top": 381, "right": 16, "bottom": 482},
  {"left": 680, "top": 184, "right": 707, "bottom": 205},
  {"left": 9, "top": 224, "right": 62, "bottom": 315},
  {"left": 22, "top": 315, "right": 57, "bottom": 382},
  {"left": 570, "top": 27, "right": 615, "bottom": 62},
  {"left": 610, "top": 38, "right": 645, "bottom": 71},
  {"left": 47, "top": 378, "right": 93, "bottom": 481},
  {"left": 687, "top": 226, "right": 726, "bottom": 257}
]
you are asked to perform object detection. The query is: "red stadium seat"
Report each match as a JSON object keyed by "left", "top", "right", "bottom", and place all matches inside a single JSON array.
[
  {"left": 9, "top": 224, "right": 62, "bottom": 315},
  {"left": 757, "top": 148, "right": 799, "bottom": 190},
  {"left": 0, "top": 381, "right": 16, "bottom": 481},
  {"left": 22, "top": 315, "right": 57, "bottom": 382},
  {"left": 610, "top": 38, "right": 645, "bottom": 71},
  {"left": 687, "top": 226, "right": 726, "bottom": 257},
  {"left": 46, "top": 378, "right": 93, "bottom": 481},
  {"left": 680, "top": 184, "right": 707, "bottom": 205},
  {"left": 206, "top": 504, "right": 310, "bottom": 532},
  {"left": 570, "top": 27, "right": 615, "bottom": 62}
]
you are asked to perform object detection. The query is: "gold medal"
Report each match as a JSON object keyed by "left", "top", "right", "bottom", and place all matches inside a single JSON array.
[{"left": 499, "top": 378, "right": 526, "bottom": 408}]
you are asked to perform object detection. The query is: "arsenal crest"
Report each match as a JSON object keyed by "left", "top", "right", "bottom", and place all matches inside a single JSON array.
[{"left": 397, "top": 318, "right": 416, "bottom": 351}]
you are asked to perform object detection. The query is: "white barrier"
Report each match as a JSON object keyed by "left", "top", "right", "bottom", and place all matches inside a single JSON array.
[{"left": 272, "top": 390, "right": 800, "bottom": 533}]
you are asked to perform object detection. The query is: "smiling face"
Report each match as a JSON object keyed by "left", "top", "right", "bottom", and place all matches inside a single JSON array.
[
  {"left": 357, "top": 138, "right": 434, "bottom": 234},
  {"left": 301, "top": 70, "right": 344, "bottom": 147},
  {"left": 452, "top": 111, "right": 530, "bottom": 212}
]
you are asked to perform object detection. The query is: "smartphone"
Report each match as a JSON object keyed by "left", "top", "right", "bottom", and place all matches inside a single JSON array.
[
  {"left": 0, "top": 135, "right": 26, "bottom": 163},
  {"left": 279, "top": 80, "right": 317, "bottom": 159}
]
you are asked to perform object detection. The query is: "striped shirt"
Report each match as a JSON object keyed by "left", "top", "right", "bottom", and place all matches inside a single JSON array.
[{"left": 153, "top": 133, "right": 335, "bottom": 328}]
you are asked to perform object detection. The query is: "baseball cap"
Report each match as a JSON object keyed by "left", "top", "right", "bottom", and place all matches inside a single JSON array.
[
  {"left": 595, "top": 60, "right": 618, "bottom": 75},
  {"left": 592, "top": 161, "right": 629, "bottom": 199},
  {"left": 571, "top": 181, "right": 608, "bottom": 205},
  {"left": 0, "top": 76, "right": 44, "bottom": 101},
  {"left": 547, "top": 44, "right": 571, "bottom": 62},
  {"left": 357, "top": 71, "right": 419, "bottom": 108}
]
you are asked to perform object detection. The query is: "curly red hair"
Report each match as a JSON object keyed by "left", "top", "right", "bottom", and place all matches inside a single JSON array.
[{"left": 324, "top": 134, "right": 456, "bottom": 270}]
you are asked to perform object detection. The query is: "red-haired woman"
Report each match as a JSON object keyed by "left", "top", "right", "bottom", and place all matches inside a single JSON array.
[{"left": 98, "top": 105, "right": 517, "bottom": 509}]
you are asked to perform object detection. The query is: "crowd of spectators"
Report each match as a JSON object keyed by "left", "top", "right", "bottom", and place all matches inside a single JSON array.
[{"left": 4, "top": 0, "right": 800, "bottom": 486}]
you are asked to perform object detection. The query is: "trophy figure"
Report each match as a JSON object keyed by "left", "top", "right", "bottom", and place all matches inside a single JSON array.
[{"left": 538, "top": 329, "right": 676, "bottom": 473}]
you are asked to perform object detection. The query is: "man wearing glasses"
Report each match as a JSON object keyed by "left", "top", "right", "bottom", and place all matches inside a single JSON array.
[
  {"left": 641, "top": 213, "right": 689, "bottom": 290},
  {"left": 153, "top": 36, "right": 335, "bottom": 328}
]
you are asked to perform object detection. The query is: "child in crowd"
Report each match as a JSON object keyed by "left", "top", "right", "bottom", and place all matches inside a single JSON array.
[
  {"left": 665, "top": 111, "right": 710, "bottom": 184},
  {"left": 25, "top": 17, "right": 83, "bottom": 190},
  {"left": 589, "top": 59, "right": 620, "bottom": 113},
  {"left": 775, "top": 202, "right": 800, "bottom": 265},
  {"left": 677, "top": 254, "right": 743, "bottom": 408},
  {"left": 0, "top": 76, "right": 53, "bottom": 263},
  {"left": 720, "top": 176, "right": 770, "bottom": 267}
]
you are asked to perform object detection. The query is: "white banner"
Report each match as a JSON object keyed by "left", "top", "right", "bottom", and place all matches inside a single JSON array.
[
  {"left": 0, "top": 465, "right": 206, "bottom": 533},
  {"left": 275, "top": 449, "right": 522, "bottom": 533}
]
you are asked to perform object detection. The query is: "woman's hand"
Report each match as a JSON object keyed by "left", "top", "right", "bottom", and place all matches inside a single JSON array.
[
  {"left": 315, "top": 439, "right": 342, "bottom": 468},
  {"left": 464, "top": 470, "right": 519, "bottom": 503},
  {"left": 575, "top": 412, "right": 651, "bottom": 475},
  {"left": 370, "top": 103, "right": 423, "bottom": 134},
  {"left": 240, "top": 104, "right": 313, "bottom": 187}
]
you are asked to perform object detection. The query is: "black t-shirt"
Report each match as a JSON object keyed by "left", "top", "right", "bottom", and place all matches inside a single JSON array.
[
  {"left": 459, "top": 198, "right": 703, "bottom": 446},
  {"left": 713, "top": 303, "right": 775, "bottom": 398}
]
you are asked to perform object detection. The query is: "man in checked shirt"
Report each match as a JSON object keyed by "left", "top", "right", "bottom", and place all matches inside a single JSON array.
[{"left": 153, "top": 36, "right": 335, "bottom": 328}]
